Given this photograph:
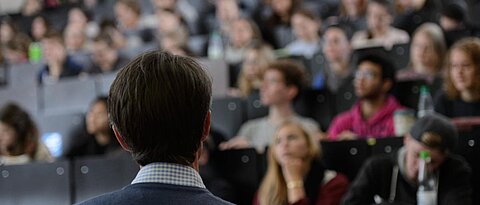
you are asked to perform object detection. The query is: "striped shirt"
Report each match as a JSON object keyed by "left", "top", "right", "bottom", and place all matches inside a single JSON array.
[{"left": 131, "top": 162, "right": 205, "bottom": 189}]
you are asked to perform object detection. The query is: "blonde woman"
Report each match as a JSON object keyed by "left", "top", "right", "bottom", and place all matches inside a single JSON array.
[
  {"left": 230, "top": 43, "right": 275, "bottom": 98},
  {"left": 255, "top": 122, "right": 348, "bottom": 205},
  {"left": 396, "top": 23, "right": 446, "bottom": 83}
]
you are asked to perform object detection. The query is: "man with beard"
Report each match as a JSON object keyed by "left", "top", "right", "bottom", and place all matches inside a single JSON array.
[{"left": 327, "top": 53, "right": 403, "bottom": 140}]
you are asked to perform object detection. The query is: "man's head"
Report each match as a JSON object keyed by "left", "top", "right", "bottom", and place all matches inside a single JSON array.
[
  {"left": 108, "top": 51, "right": 212, "bottom": 167},
  {"left": 403, "top": 114, "right": 458, "bottom": 182},
  {"left": 260, "top": 59, "right": 306, "bottom": 106},
  {"left": 354, "top": 53, "right": 395, "bottom": 100}
]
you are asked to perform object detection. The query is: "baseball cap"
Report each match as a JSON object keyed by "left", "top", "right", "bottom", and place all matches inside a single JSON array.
[{"left": 409, "top": 113, "right": 458, "bottom": 152}]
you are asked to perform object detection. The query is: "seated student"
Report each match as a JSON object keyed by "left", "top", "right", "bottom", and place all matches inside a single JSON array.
[
  {"left": 254, "top": 121, "right": 349, "bottom": 205},
  {"left": 396, "top": 23, "right": 446, "bottom": 85},
  {"left": 38, "top": 30, "right": 83, "bottom": 84},
  {"left": 311, "top": 24, "right": 354, "bottom": 92},
  {"left": 328, "top": 53, "right": 403, "bottom": 140},
  {"left": 0, "top": 103, "right": 52, "bottom": 165},
  {"left": 284, "top": 9, "right": 322, "bottom": 59},
  {"left": 434, "top": 38, "right": 480, "bottom": 130},
  {"left": 351, "top": 0, "right": 409, "bottom": 50},
  {"left": 65, "top": 97, "right": 121, "bottom": 158},
  {"left": 220, "top": 59, "right": 322, "bottom": 152},
  {"left": 229, "top": 43, "right": 275, "bottom": 98},
  {"left": 86, "top": 34, "right": 130, "bottom": 74},
  {"left": 342, "top": 114, "right": 472, "bottom": 205}
]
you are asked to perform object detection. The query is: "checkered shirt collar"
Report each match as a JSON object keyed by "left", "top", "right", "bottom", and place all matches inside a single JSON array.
[{"left": 131, "top": 162, "right": 206, "bottom": 189}]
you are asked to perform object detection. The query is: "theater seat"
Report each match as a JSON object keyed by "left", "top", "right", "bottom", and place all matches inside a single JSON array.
[
  {"left": 0, "top": 161, "right": 71, "bottom": 205},
  {"left": 321, "top": 139, "right": 370, "bottom": 181}
]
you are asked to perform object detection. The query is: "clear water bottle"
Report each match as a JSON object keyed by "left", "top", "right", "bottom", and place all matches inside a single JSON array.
[
  {"left": 417, "top": 151, "right": 437, "bottom": 205},
  {"left": 417, "top": 85, "right": 434, "bottom": 118},
  {"left": 208, "top": 31, "right": 224, "bottom": 60}
]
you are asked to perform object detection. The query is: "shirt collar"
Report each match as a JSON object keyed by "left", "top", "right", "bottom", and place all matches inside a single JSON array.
[{"left": 131, "top": 162, "right": 206, "bottom": 189}]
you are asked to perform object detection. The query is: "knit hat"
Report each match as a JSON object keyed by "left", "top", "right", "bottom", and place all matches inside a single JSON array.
[
  {"left": 442, "top": 3, "right": 465, "bottom": 23},
  {"left": 409, "top": 113, "right": 458, "bottom": 152}
]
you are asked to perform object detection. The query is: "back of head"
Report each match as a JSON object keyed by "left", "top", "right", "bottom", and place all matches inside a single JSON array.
[
  {"left": 108, "top": 51, "right": 212, "bottom": 166},
  {"left": 0, "top": 103, "right": 38, "bottom": 156}
]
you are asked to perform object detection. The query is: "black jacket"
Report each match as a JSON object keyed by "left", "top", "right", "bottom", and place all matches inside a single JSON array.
[{"left": 342, "top": 149, "right": 472, "bottom": 205}]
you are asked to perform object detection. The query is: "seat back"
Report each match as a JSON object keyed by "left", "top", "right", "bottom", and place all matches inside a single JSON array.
[
  {"left": 321, "top": 139, "right": 370, "bottom": 181},
  {"left": 370, "top": 137, "right": 404, "bottom": 155},
  {"left": 72, "top": 153, "right": 139, "bottom": 203},
  {"left": 198, "top": 58, "right": 229, "bottom": 98},
  {"left": 40, "top": 77, "right": 97, "bottom": 115},
  {"left": 0, "top": 161, "right": 71, "bottom": 205},
  {"left": 245, "top": 90, "right": 268, "bottom": 121},
  {"left": 210, "top": 148, "right": 260, "bottom": 205},
  {"left": 211, "top": 97, "right": 245, "bottom": 140}
]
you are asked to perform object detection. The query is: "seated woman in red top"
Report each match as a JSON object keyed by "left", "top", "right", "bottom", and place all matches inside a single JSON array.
[{"left": 254, "top": 122, "right": 349, "bottom": 205}]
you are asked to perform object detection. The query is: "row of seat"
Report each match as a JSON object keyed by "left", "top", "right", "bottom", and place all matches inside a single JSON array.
[
  {"left": 2, "top": 130, "right": 478, "bottom": 205},
  {"left": 0, "top": 152, "right": 139, "bottom": 205}
]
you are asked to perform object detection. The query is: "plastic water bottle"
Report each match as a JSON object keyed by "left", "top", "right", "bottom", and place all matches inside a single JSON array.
[
  {"left": 417, "top": 85, "right": 434, "bottom": 118},
  {"left": 208, "top": 31, "right": 223, "bottom": 60},
  {"left": 28, "top": 42, "right": 42, "bottom": 64},
  {"left": 417, "top": 151, "right": 437, "bottom": 205}
]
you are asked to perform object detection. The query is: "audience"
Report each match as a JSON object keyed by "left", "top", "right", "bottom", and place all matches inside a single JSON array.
[
  {"left": 396, "top": 23, "right": 446, "bottom": 85},
  {"left": 38, "top": 30, "right": 83, "bottom": 84},
  {"left": 231, "top": 43, "right": 276, "bottom": 98},
  {"left": 224, "top": 17, "right": 262, "bottom": 65},
  {"left": 86, "top": 34, "right": 129, "bottom": 74},
  {"left": 434, "top": 38, "right": 480, "bottom": 129},
  {"left": 312, "top": 25, "right": 354, "bottom": 92},
  {"left": 220, "top": 59, "right": 322, "bottom": 152},
  {"left": 328, "top": 0, "right": 367, "bottom": 34},
  {"left": 0, "top": 103, "right": 52, "bottom": 165},
  {"left": 66, "top": 96, "right": 121, "bottom": 158},
  {"left": 328, "top": 53, "right": 403, "bottom": 140},
  {"left": 255, "top": 121, "right": 349, "bottom": 205},
  {"left": 342, "top": 114, "right": 472, "bottom": 205},
  {"left": 351, "top": 0, "right": 409, "bottom": 49},
  {"left": 284, "top": 9, "right": 322, "bottom": 59},
  {"left": 1, "top": 1, "right": 480, "bottom": 204}
]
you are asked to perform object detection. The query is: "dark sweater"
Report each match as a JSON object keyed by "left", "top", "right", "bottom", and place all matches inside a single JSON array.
[
  {"left": 76, "top": 183, "right": 234, "bottom": 205},
  {"left": 434, "top": 91, "right": 480, "bottom": 118},
  {"left": 342, "top": 150, "right": 472, "bottom": 205}
]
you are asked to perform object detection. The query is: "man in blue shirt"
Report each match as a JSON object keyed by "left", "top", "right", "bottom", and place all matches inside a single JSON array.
[{"left": 78, "top": 51, "right": 232, "bottom": 205}]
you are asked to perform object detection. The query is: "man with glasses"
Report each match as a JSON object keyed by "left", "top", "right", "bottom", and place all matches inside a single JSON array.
[{"left": 327, "top": 53, "right": 403, "bottom": 140}]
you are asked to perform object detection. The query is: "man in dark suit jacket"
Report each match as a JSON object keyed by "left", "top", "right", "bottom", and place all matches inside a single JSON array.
[{"left": 77, "top": 51, "right": 233, "bottom": 205}]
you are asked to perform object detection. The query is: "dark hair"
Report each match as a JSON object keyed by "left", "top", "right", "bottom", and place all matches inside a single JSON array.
[
  {"left": 93, "top": 33, "right": 115, "bottom": 48},
  {"left": 0, "top": 103, "right": 38, "bottom": 157},
  {"left": 267, "top": 59, "right": 306, "bottom": 92},
  {"left": 108, "top": 51, "right": 212, "bottom": 166},
  {"left": 43, "top": 30, "right": 64, "bottom": 45},
  {"left": 356, "top": 52, "right": 396, "bottom": 83},
  {"left": 369, "top": 0, "right": 395, "bottom": 15},
  {"left": 116, "top": 0, "right": 142, "bottom": 15}
]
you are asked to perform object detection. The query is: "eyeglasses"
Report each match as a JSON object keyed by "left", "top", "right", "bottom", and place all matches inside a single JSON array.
[{"left": 354, "top": 70, "right": 378, "bottom": 80}]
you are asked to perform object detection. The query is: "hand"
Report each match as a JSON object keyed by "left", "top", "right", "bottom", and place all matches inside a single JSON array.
[
  {"left": 337, "top": 130, "right": 357, "bottom": 141},
  {"left": 281, "top": 156, "right": 305, "bottom": 183},
  {"left": 218, "top": 137, "right": 251, "bottom": 150}
]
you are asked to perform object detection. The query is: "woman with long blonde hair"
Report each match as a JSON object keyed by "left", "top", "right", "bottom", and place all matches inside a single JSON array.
[{"left": 255, "top": 122, "right": 348, "bottom": 205}]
